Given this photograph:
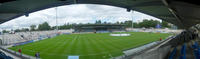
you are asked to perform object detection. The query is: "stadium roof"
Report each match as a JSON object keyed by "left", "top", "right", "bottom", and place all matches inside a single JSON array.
[{"left": 0, "top": 0, "right": 199, "bottom": 29}]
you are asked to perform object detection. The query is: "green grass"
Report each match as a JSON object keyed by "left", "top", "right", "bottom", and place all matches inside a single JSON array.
[{"left": 9, "top": 32, "right": 171, "bottom": 59}]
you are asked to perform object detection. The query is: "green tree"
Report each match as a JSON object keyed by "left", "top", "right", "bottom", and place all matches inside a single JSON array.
[
  {"left": 132, "top": 23, "right": 139, "bottom": 28},
  {"left": 122, "top": 20, "right": 140, "bottom": 28},
  {"left": 14, "top": 29, "right": 21, "bottom": 32},
  {"left": 116, "top": 21, "right": 120, "bottom": 24},
  {"left": 124, "top": 20, "right": 133, "bottom": 27},
  {"left": 58, "top": 24, "right": 73, "bottom": 30},
  {"left": 2, "top": 30, "right": 9, "bottom": 33},
  {"left": 161, "top": 21, "right": 169, "bottom": 28},
  {"left": 138, "top": 19, "right": 160, "bottom": 28},
  {"left": 95, "top": 20, "right": 102, "bottom": 24},
  {"left": 30, "top": 25, "right": 36, "bottom": 31},
  {"left": 38, "top": 22, "right": 51, "bottom": 30},
  {"left": 103, "top": 21, "right": 107, "bottom": 24},
  {"left": 21, "top": 28, "right": 29, "bottom": 31}
]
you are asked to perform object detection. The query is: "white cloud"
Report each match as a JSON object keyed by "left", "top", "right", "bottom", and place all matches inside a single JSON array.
[{"left": 0, "top": 4, "right": 161, "bottom": 30}]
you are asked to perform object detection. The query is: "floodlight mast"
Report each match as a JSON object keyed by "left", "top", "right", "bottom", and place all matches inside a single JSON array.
[
  {"left": 1, "top": 28, "right": 4, "bottom": 45},
  {"left": 126, "top": 8, "right": 134, "bottom": 29},
  {"left": 55, "top": 7, "right": 58, "bottom": 30},
  {"left": 131, "top": 10, "right": 134, "bottom": 29}
]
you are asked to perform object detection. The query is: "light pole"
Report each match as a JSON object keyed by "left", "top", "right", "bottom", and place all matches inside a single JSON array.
[
  {"left": 55, "top": 7, "right": 58, "bottom": 30},
  {"left": 131, "top": 10, "right": 134, "bottom": 29},
  {"left": 1, "top": 28, "right": 4, "bottom": 45}
]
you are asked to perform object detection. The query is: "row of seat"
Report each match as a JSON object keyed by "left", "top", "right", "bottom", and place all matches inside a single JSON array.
[
  {"left": 192, "top": 42, "right": 200, "bottom": 59},
  {"left": 169, "top": 47, "right": 177, "bottom": 59},
  {"left": 0, "top": 30, "right": 73, "bottom": 45},
  {"left": 0, "top": 51, "right": 12, "bottom": 59},
  {"left": 0, "top": 34, "right": 25, "bottom": 45},
  {"left": 179, "top": 44, "right": 186, "bottom": 59},
  {"left": 168, "top": 44, "right": 186, "bottom": 59}
]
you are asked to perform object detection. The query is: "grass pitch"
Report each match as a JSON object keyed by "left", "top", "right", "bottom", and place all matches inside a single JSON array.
[{"left": 9, "top": 32, "right": 171, "bottom": 59}]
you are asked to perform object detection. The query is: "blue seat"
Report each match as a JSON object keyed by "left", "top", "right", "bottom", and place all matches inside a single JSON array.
[
  {"left": 179, "top": 44, "right": 186, "bottom": 59},
  {"left": 195, "top": 42, "right": 199, "bottom": 48},
  {"left": 0, "top": 52, "right": 13, "bottom": 59},
  {"left": 169, "top": 47, "right": 177, "bottom": 59},
  {"left": 192, "top": 42, "right": 200, "bottom": 59}
]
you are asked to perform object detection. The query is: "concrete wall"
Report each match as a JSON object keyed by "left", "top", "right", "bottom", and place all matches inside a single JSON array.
[{"left": 130, "top": 45, "right": 171, "bottom": 59}]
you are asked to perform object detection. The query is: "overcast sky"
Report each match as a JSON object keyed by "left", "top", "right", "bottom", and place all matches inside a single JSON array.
[{"left": 0, "top": 4, "right": 161, "bottom": 30}]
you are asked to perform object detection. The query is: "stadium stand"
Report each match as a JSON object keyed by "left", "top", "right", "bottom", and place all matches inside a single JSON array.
[
  {"left": 0, "top": 30, "right": 73, "bottom": 59},
  {"left": 0, "top": 34, "right": 25, "bottom": 45},
  {"left": 168, "top": 47, "right": 177, "bottom": 59},
  {"left": 0, "top": 51, "right": 13, "bottom": 59},
  {"left": 179, "top": 44, "right": 186, "bottom": 59},
  {"left": 166, "top": 29, "right": 199, "bottom": 59},
  {"left": 1, "top": 0, "right": 200, "bottom": 59},
  {"left": 192, "top": 42, "right": 200, "bottom": 59},
  {"left": 0, "top": 30, "right": 73, "bottom": 46},
  {"left": 74, "top": 24, "right": 125, "bottom": 33}
]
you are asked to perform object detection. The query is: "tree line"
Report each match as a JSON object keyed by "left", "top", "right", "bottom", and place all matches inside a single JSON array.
[
  {"left": 94, "top": 19, "right": 170, "bottom": 28},
  {"left": 10, "top": 19, "right": 171, "bottom": 32}
]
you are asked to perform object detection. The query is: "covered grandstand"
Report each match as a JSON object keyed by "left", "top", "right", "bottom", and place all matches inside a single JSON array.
[
  {"left": 0, "top": 0, "right": 200, "bottom": 59},
  {"left": 74, "top": 24, "right": 125, "bottom": 33}
]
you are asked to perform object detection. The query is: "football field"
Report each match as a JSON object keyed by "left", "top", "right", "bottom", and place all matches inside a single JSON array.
[{"left": 9, "top": 32, "right": 171, "bottom": 59}]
